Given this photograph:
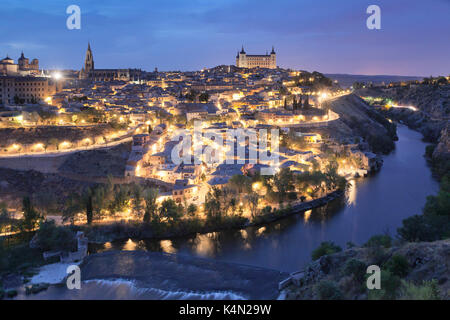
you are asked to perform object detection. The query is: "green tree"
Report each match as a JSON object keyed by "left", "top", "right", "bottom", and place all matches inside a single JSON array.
[
  {"left": 187, "top": 203, "right": 198, "bottom": 217},
  {"left": 199, "top": 92, "right": 209, "bottom": 102},
  {"left": 143, "top": 188, "right": 159, "bottom": 223},
  {"left": 34, "top": 220, "right": 76, "bottom": 252},
  {"left": 228, "top": 175, "right": 252, "bottom": 194},
  {"left": 273, "top": 168, "right": 294, "bottom": 203},
  {"left": 246, "top": 192, "right": 260, "bottom": 219},
  {"left": 20, "top": 196, "right": 42, "bottom": 232},
  {"left": 86, "top": 191, "right": 93, "bottom": 225},
  {"left": 204, "top": 187, "right": 222, "bottom": 221},
  {"left": 159, "top": 199, "right": 181, "bottom": 224},
  {"left": 311, "top": 241, "right": 342, "bottom": 260},
  {"left": 131, "top": 184, "right": 144, "bottom": 218}
]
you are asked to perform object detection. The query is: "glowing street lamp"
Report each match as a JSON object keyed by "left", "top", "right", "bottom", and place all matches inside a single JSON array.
[
  {"left": 252, "top": 182, "right": 261, "bottom": 192},
  {"left": 53, "top": 72, "right": 62, "bottom": 80}
]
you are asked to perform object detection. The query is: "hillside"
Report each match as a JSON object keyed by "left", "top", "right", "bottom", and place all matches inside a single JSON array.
[
  {"left": 356, "top": 85, "right": 449, "bottom": 142},
  {"left": 320, "top": 94, "right": 397, "bottom": 154},
  {"left": 281, "top": 239, "right": 450, "bottom": 300}
]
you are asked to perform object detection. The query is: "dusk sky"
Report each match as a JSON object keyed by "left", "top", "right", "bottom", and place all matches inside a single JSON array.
[{"left": 1, "top": 0, "right": 449, "bottom": 76}]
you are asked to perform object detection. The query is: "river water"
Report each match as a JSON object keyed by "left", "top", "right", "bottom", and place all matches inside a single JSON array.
[
  {"left": 19, "top": 125, "right": 439, "bottom": 299},
  {"left": 90, "top": 125, "right": 438, "bottom": 272}
]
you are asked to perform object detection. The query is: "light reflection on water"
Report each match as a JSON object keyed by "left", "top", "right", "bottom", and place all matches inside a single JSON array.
[{"left": 89, "top": 126, "right": 439, "bottom": 273}]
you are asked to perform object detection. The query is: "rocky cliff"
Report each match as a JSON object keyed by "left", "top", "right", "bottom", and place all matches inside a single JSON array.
[
  {"left": 433, "top": 123, "right": 450, "bottom": 161},
  {"left": 356, "top": 84, "right": 449, "bottom": 143},
  {"left": 321, "top": 94, "right": 397, "bottom": 154}
]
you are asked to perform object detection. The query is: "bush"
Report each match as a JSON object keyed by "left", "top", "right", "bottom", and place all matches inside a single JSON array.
[
  {"left": 311, "top": 241, "right": 342, "bottom": 260},
  {"left": 364, "top": 234, "right": 392, "bottom": 248},
  {"left": 34, "top": 220, "right": 77, "bottom": 252},
  {"left": 367, "top": 270, "right": 401, "bottom": 300},
  {"left": 397, "top": 214, "right": 450, "bottom": 242},
  {"left": 261, "top": 206, "right": 272, "bottom": 215},
  {"left": 343, "top": 259, "right": 366, "bottom": 282},
  {"left": 384, "top": 254, "right": 410, "bottom": 277},
  {"left": 367, "top": 246, "right": 388, "bottom": 266},
  {"left": 6, "top": 289, "right": 17, "bottom": 298},
  {"left": 314, "top": 280, "right": 343, "bottom": 300},
  {"left": 25, "top": 283, "right": 49, "bottom": 295},
  {"left": 399, "top": 280, "right": 440, "bottom": 300},
  {"left": 0, "top": 244, "right": 45, "bottom": 275},
  {"left": 425, "top": 144, "right": 436, "bottom": 158}
]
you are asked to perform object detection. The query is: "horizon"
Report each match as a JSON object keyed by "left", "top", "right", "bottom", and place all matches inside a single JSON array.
[{"left": 1, "top": 0, "right": 449, "bottom": 76}]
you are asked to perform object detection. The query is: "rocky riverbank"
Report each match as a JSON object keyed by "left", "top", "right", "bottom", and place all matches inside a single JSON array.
[
  {"left": 320, "top": 94, "right": 397, "bottom": 154},
  {"left": 280, "top": 239, "right": 450, "bottom": 300},
  {"left": 356, "top": 85, "right": 449, "bottom": 142},
  {"left": 356, "top": 85, "right": 449, "bottom": 178}
]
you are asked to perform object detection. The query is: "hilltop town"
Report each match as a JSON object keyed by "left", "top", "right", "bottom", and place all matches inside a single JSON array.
[{"left": 0, "top": 44, "right": 396, "bottom": 230}]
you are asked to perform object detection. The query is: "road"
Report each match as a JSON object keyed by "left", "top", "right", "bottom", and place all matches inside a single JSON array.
[{"left": 0, "top": 124, "right": 143, "bottom": 159}]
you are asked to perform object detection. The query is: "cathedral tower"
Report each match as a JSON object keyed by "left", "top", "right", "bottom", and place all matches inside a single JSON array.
[{"left": 80, "top": 43, "right": 94, "bottom": 79}]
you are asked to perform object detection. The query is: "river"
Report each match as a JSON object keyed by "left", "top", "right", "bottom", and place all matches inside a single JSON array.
[
  {"left": 90, "top": 125, "right": 439, "bottom": 272},
  {"left": 19, "top": 125, "right": 439, "bottom": 299}
]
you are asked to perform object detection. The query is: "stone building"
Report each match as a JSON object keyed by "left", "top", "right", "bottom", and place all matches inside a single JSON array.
[
  {"left": 79, "top": 43, "right": 142, "bottom": 82},
  {"left": 0, "top": 52, "right": 39, "bottom": 76},
  {"left": 236, "top": 46, "right": 276, "bottom": 69},
  {"left": 0, "top": 76, "right": 58, "bottom": 105},
  {"left": 18, "top": 52, "right": 39, "bottom": 74}
]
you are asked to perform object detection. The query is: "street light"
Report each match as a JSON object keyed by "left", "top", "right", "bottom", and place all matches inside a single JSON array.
[{"left": 53, "top": 72, "right": 62, "bottom": 80}]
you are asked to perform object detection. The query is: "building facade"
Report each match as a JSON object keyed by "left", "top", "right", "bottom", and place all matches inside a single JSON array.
[
  {"left": 18, "top": 52, "right": 39, "bottom": 74},
  {"left": 0, "top": 76, "right": 57, "bottom": 105},
  {"left": 236, "top": 46, "right": 276, "bottom": 69},
  {"left": 79, "top": 43, "right": 142, "bottom": 82},
  {"left": 0, "top": 52, "right": 39, "bottom": 76}
]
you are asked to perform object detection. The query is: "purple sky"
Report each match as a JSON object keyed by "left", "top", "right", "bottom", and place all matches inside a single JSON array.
[{"left": 1, "top": 0, "right": 449, "bottom": 76}]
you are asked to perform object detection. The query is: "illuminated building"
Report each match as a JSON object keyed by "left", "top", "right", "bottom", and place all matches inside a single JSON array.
[{"left": 236, "top": 46, "right": 277, "bottom": 69}]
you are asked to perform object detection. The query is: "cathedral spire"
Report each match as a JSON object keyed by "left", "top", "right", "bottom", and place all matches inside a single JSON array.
[
  {"left": 271, "top": 46, "right": 275, "bottom": 54},
  {"left": 83, "top": 42, "right": 94, "bottom": 75}
]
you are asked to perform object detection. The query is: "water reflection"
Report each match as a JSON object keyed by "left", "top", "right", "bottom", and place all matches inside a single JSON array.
[
  {"left": 303, "top": 210, "right": 312, "bottom": 223},
  {"left": 347, "top": 180, "right": 357, "bottom": 206},
  {"left": 89, "top": 197, "right": 346, "bottom": 261},
  {"left": 89, "top": 127, "right": 439, "bottom": 273},
  {"left": 160, "top": 240, "right": 176, "bottom": 254}
]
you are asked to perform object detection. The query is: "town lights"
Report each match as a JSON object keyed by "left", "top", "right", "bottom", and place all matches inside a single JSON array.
[
  {"left": 34, "top": 143, "right": 44, "bottom": 150},
  {"left": 60, "top": 141, "right": 70, "bottom": 149},
  {"left": 53, "top": 72, "right": 62, "bottom": 80},
  {"left": 252, "top": 182, "right": 261, "bottom": 192}
]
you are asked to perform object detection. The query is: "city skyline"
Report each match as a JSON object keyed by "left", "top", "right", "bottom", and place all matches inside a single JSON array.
[{"left": 1, "top": 0, "right": 450, "bottom": 75}]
